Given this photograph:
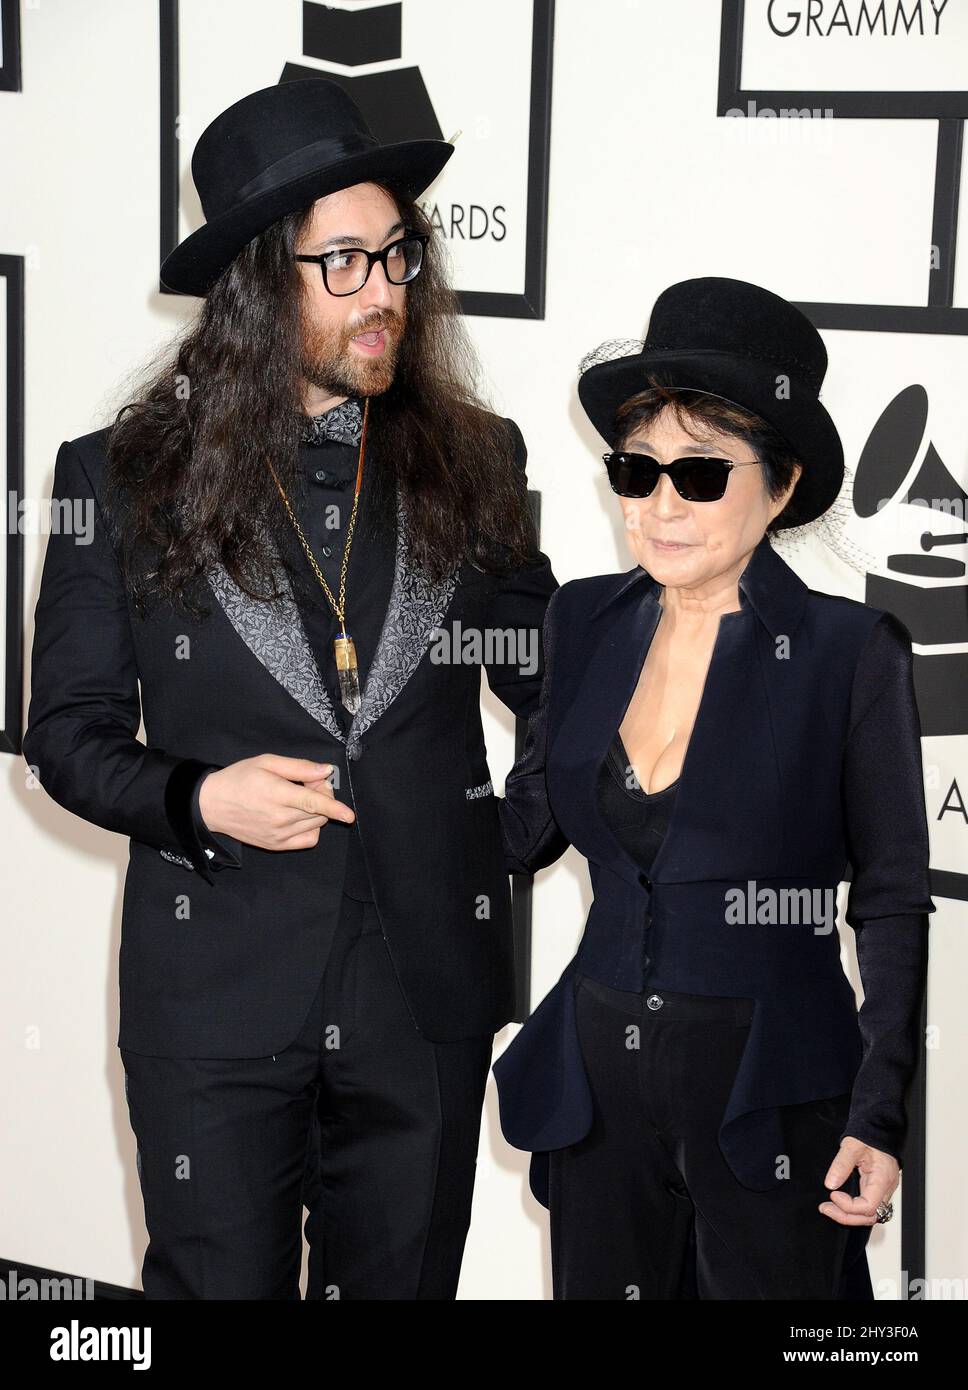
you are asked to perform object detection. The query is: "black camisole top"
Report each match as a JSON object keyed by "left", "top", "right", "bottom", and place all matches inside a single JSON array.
[{"left": 596, "top": 730, "right": 679, "bottom": 876}]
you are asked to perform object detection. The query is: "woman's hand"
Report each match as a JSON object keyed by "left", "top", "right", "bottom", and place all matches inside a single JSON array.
[
  {"left": 197, "top": 754, "right": 355, "bottom": 851},
  {"left": 818, "top": 1137, "right": 899, "bottom": 1225}
]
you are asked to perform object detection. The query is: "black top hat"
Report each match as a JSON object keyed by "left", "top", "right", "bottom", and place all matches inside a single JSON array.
[
  {"left": 160, "top": 78, "right": 454, "bottom": 297},
  {"left": 577, "top": 277, "right": 844, "bottom": 527}
]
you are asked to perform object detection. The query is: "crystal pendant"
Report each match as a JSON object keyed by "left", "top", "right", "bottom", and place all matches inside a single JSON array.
[{"left": 334, "top": 634, "right": 362, "bottom": 714}]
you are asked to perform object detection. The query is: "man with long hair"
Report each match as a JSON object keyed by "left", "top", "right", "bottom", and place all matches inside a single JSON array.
[{"left": 23, "top": 80, "right": 557, "bottom": 1299}]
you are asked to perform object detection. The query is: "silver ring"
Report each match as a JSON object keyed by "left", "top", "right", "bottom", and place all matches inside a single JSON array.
[{"left": 875, "top": 1200, "right": 894, "bottom": 1224}]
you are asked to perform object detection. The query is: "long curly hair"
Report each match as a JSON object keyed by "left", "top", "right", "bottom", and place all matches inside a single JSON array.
[{"left": 104, "top": 181, "right": 538, "bottom": 620}]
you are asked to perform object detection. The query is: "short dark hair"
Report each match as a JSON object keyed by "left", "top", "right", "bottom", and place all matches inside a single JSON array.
[{"left": 613, "top": 375, "right": 807, "bottom": 534}]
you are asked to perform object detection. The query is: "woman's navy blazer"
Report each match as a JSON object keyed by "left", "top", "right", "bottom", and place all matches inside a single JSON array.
[{"left": 493, "top": 533, "right": 935, "bottom": 1206}]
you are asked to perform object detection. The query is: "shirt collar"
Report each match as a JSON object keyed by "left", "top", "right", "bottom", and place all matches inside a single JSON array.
[
  {"left": 590, "top": 532, "right": 809, "bottom": 639},
  {"left": 300, "top": 395, "right": 364, "bottom": 447}
]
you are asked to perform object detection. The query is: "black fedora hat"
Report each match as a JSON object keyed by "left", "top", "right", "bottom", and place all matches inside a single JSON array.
[
  {"left": 577, "top": 277, "right": 844, "bottom": 526},
  {"left": 160, "top": 78, "right": 454, "bottom": 297}
]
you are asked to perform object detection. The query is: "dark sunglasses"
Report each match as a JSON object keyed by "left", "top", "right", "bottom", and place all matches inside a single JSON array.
[
  {"left": 603, "top": 452, "right": 761, "bottom": 502},
  {"left": 294, "top": 231, "right": 429, "bottom": 296}
]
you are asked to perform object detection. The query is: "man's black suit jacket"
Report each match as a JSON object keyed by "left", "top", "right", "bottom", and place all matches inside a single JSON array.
[{"left": 22, "top": 419, "right": 557, "bottom": 1057}]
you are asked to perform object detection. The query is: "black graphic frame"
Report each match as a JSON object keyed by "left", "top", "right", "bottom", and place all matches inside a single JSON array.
[
  {"left": 718, "top": 0, "right": 967, "bottom": 334},
  {"left": 0, "top": 0, "right": 21, "bottom": 92},
  {"left": 158, "top": 0, "right": 554, "bottom": 319},
  {"left": 0, "top": 254, "right": 24, "bottom": 755}
]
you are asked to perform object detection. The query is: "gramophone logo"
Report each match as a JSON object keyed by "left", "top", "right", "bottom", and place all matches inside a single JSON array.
[
  {"left": 842, "top": 382, "right": 968, "bottom": 976},
  {"left": 160, "top": 0, "right": 555, "bottom": 317},
  {"left": 856, "top": 385, "right": 968, "bottom": 739}
]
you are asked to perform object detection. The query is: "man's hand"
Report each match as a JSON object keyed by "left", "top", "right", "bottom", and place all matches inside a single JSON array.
[
  {"left": 818, "top": 1138, "right": 899, "bottom": 1225},
  {"left": 197, "top": 754, "right": 355, "bottom": 852}
]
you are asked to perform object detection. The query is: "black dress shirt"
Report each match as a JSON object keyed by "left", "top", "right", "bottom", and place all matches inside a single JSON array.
[{"left": 189, "top": 396, "right": 378, "bottom": 899}]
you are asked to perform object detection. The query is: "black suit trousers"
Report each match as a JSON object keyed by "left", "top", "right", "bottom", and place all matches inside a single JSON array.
[
  {"left": 120, "top": 893, "right": 493, "bottom": 1300},
  {"left": 549, "top": 974, "right": 874, "bottom": 1300}
]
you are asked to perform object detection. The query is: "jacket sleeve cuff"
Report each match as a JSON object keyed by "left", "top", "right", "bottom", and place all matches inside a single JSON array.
[
  {"left": 189, "top": 766, "right": 243, "bottom": 871},
  {"left": 162, "top": 760, "right": 240, "bottom": 883},
  {"left": 839, "top": 1118, "right": 906, "bottom": 1167}
]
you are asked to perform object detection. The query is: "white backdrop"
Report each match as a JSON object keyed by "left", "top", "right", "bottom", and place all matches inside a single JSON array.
[{"left": 2, "top": 0, "right": 966, "bottom": 1299}]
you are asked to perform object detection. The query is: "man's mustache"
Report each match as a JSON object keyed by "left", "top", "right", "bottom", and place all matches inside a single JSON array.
[{"left": 346, "top": 310, "right": 404, "bottom": 338}]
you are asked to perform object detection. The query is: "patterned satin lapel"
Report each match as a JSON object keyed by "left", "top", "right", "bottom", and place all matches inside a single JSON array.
[
  {"left": 206, "top": 549, "right": 346, "bottom": 743},
  {"left": 346, "top": 492, "right": 457, "bottom": 756},
  {"left": 206, "top": 487, "right": 457, "bottom": 747}
]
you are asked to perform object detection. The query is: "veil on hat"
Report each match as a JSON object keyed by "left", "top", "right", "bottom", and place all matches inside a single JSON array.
[{"left": 577, "top": 338, "right": 874, "bottom": 580}]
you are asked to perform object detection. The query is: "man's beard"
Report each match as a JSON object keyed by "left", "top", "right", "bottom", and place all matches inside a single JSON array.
[{"left": 300, "top": 302, "right": 407, "bottom": 400}]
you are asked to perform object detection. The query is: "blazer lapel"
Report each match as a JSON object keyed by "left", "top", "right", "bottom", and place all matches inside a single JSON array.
[
  {"left": 550, "top": 581, "right": 665, "bottom": 888},
  {"left": 205, "top": 545, "right": 346, "bottom": 743},
  {"left": 205, "top": 487, "right": 458, "bottom": 750},
  {"left": 346, "top": 492, "right": 457, "bottom": 755},
  {"left": 550, "top": 548, "right": 789, "bottom": 889}
]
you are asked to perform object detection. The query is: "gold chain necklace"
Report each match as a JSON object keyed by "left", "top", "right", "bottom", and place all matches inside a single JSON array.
[{"left": 265, "top": 396, "right": 369, "bottom": 714}]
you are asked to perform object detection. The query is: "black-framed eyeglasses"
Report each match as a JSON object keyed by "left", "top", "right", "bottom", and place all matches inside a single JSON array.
[
  {"left": 603, "top": 452, "right": 761, "bottom": 502},
  {"left": 294, "top": 232, "right": 429, "bottom": 296}
]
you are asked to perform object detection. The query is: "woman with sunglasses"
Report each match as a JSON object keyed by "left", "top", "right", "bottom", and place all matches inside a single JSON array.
[{"left": 492, "top": 277, "right": 935, "bottom": 1299}]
